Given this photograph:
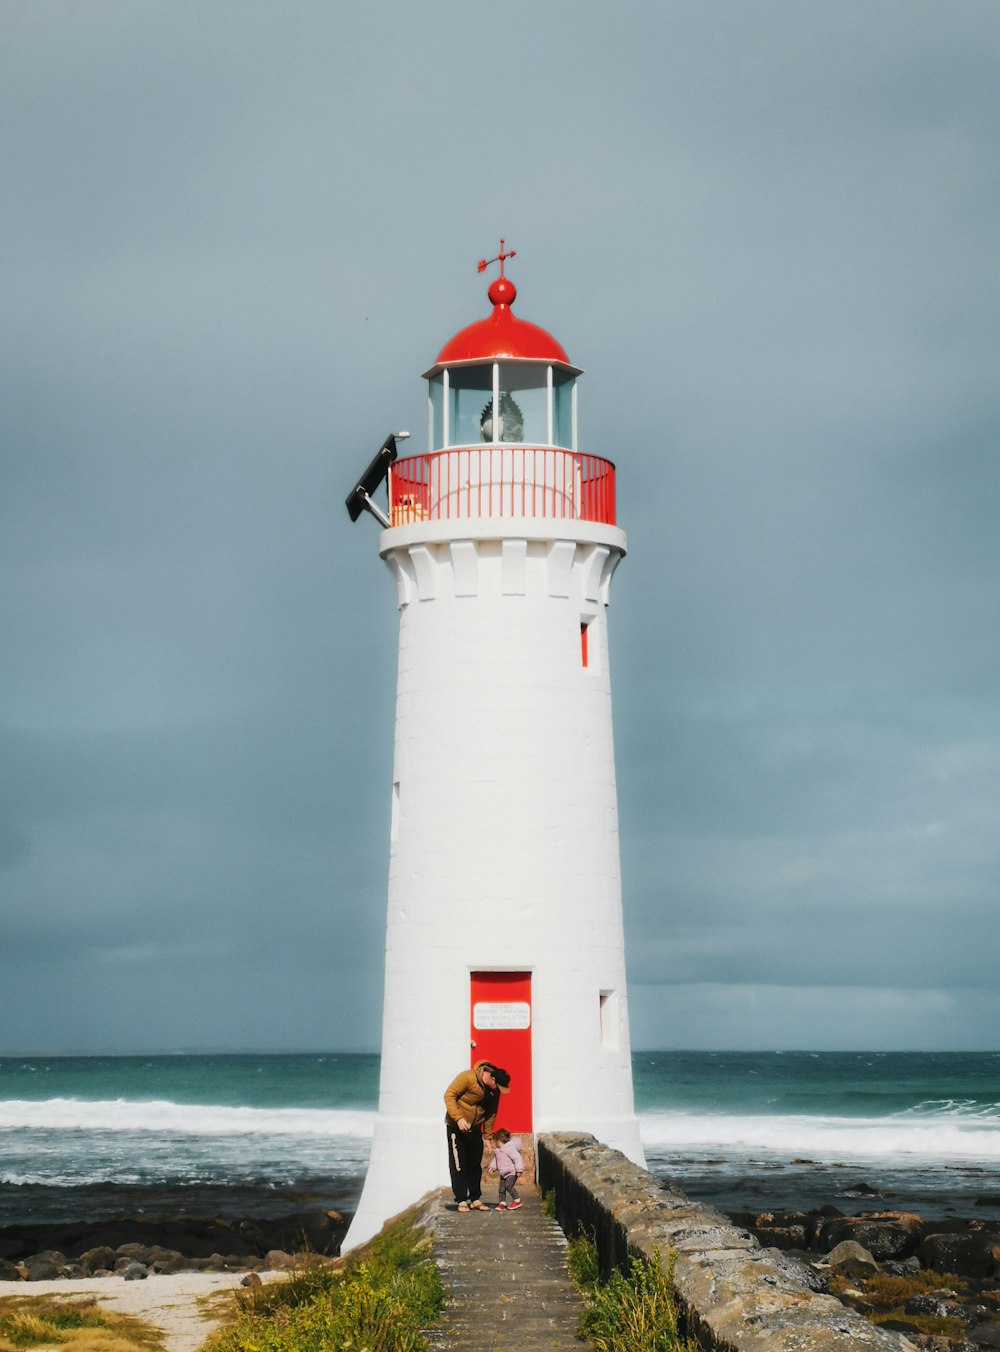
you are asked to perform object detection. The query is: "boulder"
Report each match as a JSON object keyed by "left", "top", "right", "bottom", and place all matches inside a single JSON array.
[
  {"left": 80, "top": 1246, "right": 118, "bottom": 1274},
  {"left": 842, "top": 1181, "right": 883, "bottom": 1199},
  {"left": 116, "top": 1243, "right": 153, "bottom": 1262},
  {"left": 122, "top": 1260, "right": 148, "bottom": 1281},
  {"left": 263, "top": 1249, "right": 294, "bottom": 1270},
  {"left": 753, "top": 1221, "right": 807, "bottom": 1250},
  {"left": 22, "top": 1250, "right": 65, "bottom": 1281},
  {"left": 824, "top": 1239, "right": 880, "bottom": 1277},
  {"left": 0, "top": 1258, "right": 23, "bottom": 1280},
  {"left": 920, "top": 1231, "right": 1000, "bottom": 1279},
  {"left": 819, "top": 1212, "right": 924, "bottom": 1260},
  {"left": 904, "top": 1292, "right": 969, "bottom": 1320},
  {"left": 148, "top": 1249, "right": 188, "bottom": 1274}
]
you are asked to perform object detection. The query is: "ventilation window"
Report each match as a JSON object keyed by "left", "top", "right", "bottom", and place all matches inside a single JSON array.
[{"left": 580, "top": 621, "right": 590, "bottom": 668}]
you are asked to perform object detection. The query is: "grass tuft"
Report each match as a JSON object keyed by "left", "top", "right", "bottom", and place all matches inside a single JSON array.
[
  {"left": 564, "top": 1231, "right": 698, "bottom": 1352},
  {"left": 206, "top": 1213, "right": 443, "bottom": 1352},
  {"left": 0, "top": 1298, "right": 164, "bottom": 1352}
]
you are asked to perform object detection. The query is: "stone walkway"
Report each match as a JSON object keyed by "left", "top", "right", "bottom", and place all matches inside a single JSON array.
[{"left": 424, "top": 1182, "right": 587, "bottom": 1351}]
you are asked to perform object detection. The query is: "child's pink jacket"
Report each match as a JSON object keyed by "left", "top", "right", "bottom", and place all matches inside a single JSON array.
[{"left": 489, "top": 1136, "right": 524, "bottom": 1177}]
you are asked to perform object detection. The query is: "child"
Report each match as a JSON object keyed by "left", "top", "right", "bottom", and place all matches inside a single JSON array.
[{"left": 488, "top": 1128, "right": 524, "bottom": 1210}]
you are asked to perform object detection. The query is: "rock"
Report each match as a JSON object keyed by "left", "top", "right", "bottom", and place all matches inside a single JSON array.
[
  {"left": 885, "top": 1256, "right": 923, "bottom": 1276},
  {"left": 825, "top": 1239, "right": 880, "bottom": 1277},
  {"left": 968, "top": 1326, "right": 1000, "bottom": 1349},
  {"left": 148, "top": 1249, "right": 188, "bottom": 1274},
  {"left": 844, "top": 1182, "right": 883, "bottom": 1197},
  {"left": 122, "top": 1260, "right": 148, "bottom": 1281},
  {"left": 116, "top": 1242, "right": 153, "bottom": 1262},
  {"left": 241, "top": 1272, "right": 263, "bottom": 1289},
  {"left": 757, "top": 1248, "right": 828, "bottom": 1293},
  {"left": 920, "top": 1231, "right": 1000, "bottom": 1279},
  {"left": 754, "top": 1222, "right": 807, "bottom": 1250},
  {"left": 904, "top": 1293, "right": 968, "bottom": 1320},
  {"left": 0, "top": 1258, "right": 23, "bottom": 1280},
  {"left": 23, "top": 1250, "right": 65, "bottom": 1281},
  {"left": 80, "top": 1246, "right": 118, "bottom": 1274},
  {"left": 820, "top": 1213, "right": 923, "bottom": 1260},
  {"left": 263, "top": 1249, "right": 294, "bottom": 1270}
]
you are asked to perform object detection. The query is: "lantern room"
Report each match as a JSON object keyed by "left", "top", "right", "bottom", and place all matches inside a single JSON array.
[{"left": 423, "top": 265, "right": 580, "bottom": 453}]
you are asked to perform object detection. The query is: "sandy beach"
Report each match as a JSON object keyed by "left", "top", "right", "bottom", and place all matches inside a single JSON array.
[{"left": 0, "top": 1271, "right": 285, "bottom": 1352}]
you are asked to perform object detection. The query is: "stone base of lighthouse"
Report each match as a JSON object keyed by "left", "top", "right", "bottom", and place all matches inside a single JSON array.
[{"left": 342, "top": 519, "right": 645, "bottom": 1252}]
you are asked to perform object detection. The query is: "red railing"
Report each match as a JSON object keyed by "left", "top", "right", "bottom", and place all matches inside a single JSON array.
[{"left": 389, "top": 447, "right": 616, "bottom": 527}]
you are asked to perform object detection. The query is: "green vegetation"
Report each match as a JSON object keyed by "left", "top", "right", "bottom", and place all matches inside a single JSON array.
[
  {"left": 0, "top": 1296, "right": 164, "bottom": 1352},
  {"left": 207, "top": 1215, "right": 444, "bottom": 1352},
  {"left": 565, "top": 1230, "right": 699, "bottom": 1352},
  {"left": 829, "top": 1266, "right": 971, "bottom": 1340}
]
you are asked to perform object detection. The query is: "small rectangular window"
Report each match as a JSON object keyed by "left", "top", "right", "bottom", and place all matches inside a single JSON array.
[
  {"left": 580, "top": 621, "right": 589, "bottom": 668},
  {"left": 600, "top": 990, "right": 619, "bottom": 1050}
]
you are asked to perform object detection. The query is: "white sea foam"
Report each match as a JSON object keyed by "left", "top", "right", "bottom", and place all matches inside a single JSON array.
[
  {"left": 638, "top": 1110, "right": 1000, "bottom": 1161},
  {"left": 0, "top": 1098, "right": 375, "bottom": 1139}
]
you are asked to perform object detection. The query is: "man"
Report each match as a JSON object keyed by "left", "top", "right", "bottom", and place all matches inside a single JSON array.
[{"left": 443, "top": 1059, "right": 511, "bottom": 1211}]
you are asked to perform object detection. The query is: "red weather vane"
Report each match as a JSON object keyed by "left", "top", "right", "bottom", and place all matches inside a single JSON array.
[{"left": 478, "top": 238, "right": 516, "bottom": 277}]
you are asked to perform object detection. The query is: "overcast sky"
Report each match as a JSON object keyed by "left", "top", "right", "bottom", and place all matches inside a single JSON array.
[{"left": 2, "top": 1, "right": 998, "bottom": 1055}]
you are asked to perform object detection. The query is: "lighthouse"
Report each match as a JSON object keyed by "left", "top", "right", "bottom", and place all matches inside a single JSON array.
[{"left": 344, "top": 245, "right": 645, "bottom": 1250}]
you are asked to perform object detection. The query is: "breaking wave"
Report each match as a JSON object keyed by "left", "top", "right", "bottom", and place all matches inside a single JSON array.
[
  {"left": 0, "top": 1097, "right": 375, "bottom": 1138},
  {"left": 639, "top": 1108, "right": 1000, "bottom": 1161}
]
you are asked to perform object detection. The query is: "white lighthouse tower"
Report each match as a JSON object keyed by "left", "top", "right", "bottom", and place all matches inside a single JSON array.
[{"left": 344, "top": 245, "right": 644, "bottom": 1250}]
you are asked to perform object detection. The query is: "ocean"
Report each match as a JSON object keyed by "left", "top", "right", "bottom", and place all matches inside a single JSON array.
[{"left": 2, "top": 1051, "right": 998, "bottom": 1230}]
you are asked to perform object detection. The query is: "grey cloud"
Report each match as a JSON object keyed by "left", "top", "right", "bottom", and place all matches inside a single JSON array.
[{"left": 2, "top": 0, "right": 998, "bottom": 1052}]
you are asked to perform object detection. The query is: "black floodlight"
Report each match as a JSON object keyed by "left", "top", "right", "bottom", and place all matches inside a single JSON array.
[{"left": 345, "top": 432, "right": 410, "bottom": 527}]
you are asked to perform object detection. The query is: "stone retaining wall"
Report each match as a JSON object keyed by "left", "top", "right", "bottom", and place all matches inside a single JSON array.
[{"left": 537, "top": 1133, "right": 914, "bottom": 1352}]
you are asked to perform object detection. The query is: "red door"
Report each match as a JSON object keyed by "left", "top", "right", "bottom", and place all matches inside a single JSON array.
[{"left": 470, "top": 971, "right": 532, "bottom": 1132}]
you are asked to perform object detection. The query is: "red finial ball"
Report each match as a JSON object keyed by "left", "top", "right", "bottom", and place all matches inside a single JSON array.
[{"left": 488, "top": 276, "right": 517, "bottom": 308}]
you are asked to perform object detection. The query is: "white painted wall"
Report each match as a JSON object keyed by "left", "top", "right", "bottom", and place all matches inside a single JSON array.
[{"left": 344, "top": 515, "right": 645, "bottom": 1250}]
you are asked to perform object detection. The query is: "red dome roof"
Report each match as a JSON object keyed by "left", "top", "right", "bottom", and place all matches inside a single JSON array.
[{"left": 431, "top": 275, "right": 573, "bottom": 369}]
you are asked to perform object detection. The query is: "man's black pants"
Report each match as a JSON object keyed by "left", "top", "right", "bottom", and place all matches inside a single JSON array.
[{"left": 446, "top": 1121, "right": 484, "bottom": 1203}]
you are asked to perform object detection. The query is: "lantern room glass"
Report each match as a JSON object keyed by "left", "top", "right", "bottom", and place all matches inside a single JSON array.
[
  {"left": 447, "top": 366, "right": 493, "bottom": 447},
  {"left": 428, "top": 364, "right": 577, "bottom": 450},
  {"left": 496, "top": 364, "right": 547, "bottom": 445},
  {"left": 553, "top": 368, "right": 575, "bottom": 449}
]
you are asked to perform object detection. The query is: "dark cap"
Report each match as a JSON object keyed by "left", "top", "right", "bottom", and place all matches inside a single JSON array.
[{"left": 488, "top": 1065, "right": 511, "bottom": 1093}]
